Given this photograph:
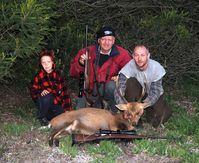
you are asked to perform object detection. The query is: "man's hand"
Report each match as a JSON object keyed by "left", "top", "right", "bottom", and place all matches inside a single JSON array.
[
  {"left": 136, "top": 102, "right": 150, "bottom": 116},
  {"left": 41, "top": 90, "right": 49, "bottom": 96},
  {"left": 111, "top": 75, "right": 118, "bottom": 81},
  {"left": 79, "top": 54, "right": 88, "bottom": 65}
]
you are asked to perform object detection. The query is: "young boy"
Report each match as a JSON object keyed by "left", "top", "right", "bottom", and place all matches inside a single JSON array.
[{"left": 30, "top": 49, "right": 72, "bottom": 126}]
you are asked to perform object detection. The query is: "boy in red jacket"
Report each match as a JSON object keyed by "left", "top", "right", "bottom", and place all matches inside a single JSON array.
[{"left": 30, "top": 50, "right": 72, "bottom": 126}]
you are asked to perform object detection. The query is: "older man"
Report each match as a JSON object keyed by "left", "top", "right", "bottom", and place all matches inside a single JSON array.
[
  {"left": 115, "top": 45, "right": 172, "bottom": 127},
  {"left": 70, "top": 26, "right": 131, "bottom": 112}
]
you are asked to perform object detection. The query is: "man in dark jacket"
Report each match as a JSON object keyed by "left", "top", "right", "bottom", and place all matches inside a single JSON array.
[{"left": 70, "top": 26, "right": 131, "bottom": 112}]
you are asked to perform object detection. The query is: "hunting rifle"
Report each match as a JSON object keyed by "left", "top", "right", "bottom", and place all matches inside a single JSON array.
[
  {"left": 84, "top": 25, "right": 90, "bottom": 95},
  {"left": 78, "top": 25, "right": 93, "bottom": 106},
  {"left": 72, "top": 129, "right": 174, "bottom": 145}
]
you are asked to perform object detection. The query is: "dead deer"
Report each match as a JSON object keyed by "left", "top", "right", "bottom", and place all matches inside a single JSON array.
[
  {"left": 48, "top": 101, "right": 148, "bottom": 147},
  {"left": 48, "top": 77, "right": 149, "bottom": 147}
]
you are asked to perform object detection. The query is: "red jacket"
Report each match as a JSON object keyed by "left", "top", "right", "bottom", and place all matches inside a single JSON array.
[
  {"left": 70, "top": 44, "right": 132, "bottom": 93},
  {"left": 30, "top": 67, "right": 72, "bottom": 111}
]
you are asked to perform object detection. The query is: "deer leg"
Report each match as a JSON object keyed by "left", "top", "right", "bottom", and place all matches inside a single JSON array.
[
  {"left": 49, "top": 121, "right": 79, "bottom": 147},
  {"left": 49, "top": 129, "right": 61, "bottom": 147}
]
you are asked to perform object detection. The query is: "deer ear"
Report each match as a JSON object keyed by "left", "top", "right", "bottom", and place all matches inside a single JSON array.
[{"left": 115, "top": 104, "right": 128, "bottom": 111}]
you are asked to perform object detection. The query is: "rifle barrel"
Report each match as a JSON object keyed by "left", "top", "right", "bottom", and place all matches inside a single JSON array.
[{"left": 84, "top": 25, "right": 89, "bottom": 92}]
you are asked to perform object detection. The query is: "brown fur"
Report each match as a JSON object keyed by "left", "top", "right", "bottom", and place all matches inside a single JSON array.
[{"left": 49, "top": 102, "right": 145, "bottom": 147}]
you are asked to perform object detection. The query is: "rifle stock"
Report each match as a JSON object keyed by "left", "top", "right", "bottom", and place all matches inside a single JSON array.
[{"left": 71, "top": 130, "right": 170, "bottom": 146}]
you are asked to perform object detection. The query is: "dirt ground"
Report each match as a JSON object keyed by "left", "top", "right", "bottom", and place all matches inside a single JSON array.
[{"left": 0, "top": 85, "right": 182, "bottom": 163}]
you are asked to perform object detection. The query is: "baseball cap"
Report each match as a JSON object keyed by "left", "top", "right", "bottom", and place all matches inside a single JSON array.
[{"left": 96, "top": 26, "right": 115, "bottom": 39}]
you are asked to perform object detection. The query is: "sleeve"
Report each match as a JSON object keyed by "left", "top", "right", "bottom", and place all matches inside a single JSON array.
[
  {"left": 57, "top": 72, "right": 72, "bottom": 111},
  {"left": 114, "top": 73, "right": 128, "bottom": 104},
  {"left": 116, "top": 47, "right": 132, "bottom": 70},
  {"left": 52, "top": 71, "right": 64, "bottom": 98},
  {"left": 119, "top": 54, "right": 132, "bottom": 69},
  {"left": 29, "top": 74, "right": 41, "bottom": 102},
  {"left": 69, "top": 48, "right": 86, "bottom": 78},
  {"left": 143, "top": 78, "right": 164, "bottom": 106}
]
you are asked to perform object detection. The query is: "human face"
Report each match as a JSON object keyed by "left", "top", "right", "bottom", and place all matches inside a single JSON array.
[
  {"left": 41, "top": 56, "right": 53, "bottom": 73},
  {"left": 98, "top": 36, "right": 115, "bottom": 54},
  {"left": 133, "top": 46, "right": 150, "bottom": 71}
]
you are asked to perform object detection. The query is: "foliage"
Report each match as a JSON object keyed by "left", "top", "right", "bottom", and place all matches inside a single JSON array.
[
  {"left": 0, "top": 0, "right": 57, "bottom": 82},
  {"left": 137, "top": 10, "right": 197, "bottom": 83},
  {"left": 0, "top": 52, "right": 16, "bottom": 79},
  {"left": 46, "top": 20, "right": 92, "bottom": 87},
  {"left": 1, "top": 0, "right": 199, "bottom": 85},
  {"left": 43, "top": 1, "right": 199, "bottom": 86}
]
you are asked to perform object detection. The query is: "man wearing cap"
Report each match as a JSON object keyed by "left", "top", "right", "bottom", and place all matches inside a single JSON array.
[{"left": 70, "top": 26, "right": 131, "bottom": 112}]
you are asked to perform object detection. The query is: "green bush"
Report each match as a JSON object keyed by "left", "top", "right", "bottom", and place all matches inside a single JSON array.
[{"left": 0, "top": 0, "right": 57, "bottom": 82}]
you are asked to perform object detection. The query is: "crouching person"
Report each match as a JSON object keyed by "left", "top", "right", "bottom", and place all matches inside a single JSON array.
[
  {"left": 30, "top": 49, "right": 72, "bottom": 126},
  {"left": 115, "top": 45, "right": 172, "bottom": 128}
]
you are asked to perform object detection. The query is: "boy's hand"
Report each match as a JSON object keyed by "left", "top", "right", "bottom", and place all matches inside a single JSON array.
[{"left": 41, "top": 90, "right": 49, "bottom": 96}]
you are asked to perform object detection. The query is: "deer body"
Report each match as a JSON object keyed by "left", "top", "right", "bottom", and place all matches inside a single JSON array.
[{"left": 48, "top": 103, "right": 145, "bottom": 147}]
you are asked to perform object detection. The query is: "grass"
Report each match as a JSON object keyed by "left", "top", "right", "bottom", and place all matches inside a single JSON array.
[
  {"left": 0, "top": 101, "right": 37, "bottom": 138},
  {"left": 60, "top": 136, "right": 79, "bottom": 157},
  {"left": 87, "top": 140, "right": 122, "bottom": 163},
  {"left": 0, "top": 78, "right": 198, "bottom": 162},
  {"left": 131, "top": 79, "right": 199, "bottom": 163},
  {"left": 1, "top": 122, "right": 30, "bottom": 137}
]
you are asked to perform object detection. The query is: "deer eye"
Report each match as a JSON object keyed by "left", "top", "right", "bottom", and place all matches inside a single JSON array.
[{"left": 136, "top": 112, "right": 140, "bottom": 115}]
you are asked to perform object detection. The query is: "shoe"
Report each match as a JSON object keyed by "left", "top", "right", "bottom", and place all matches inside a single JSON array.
[{"left": 39, "top": 117, "right": 49, "bottom": 126}]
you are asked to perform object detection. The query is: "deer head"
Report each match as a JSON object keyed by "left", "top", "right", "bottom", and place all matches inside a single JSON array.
[
  {"left": 115, "top": 77, "right": 150, "bottom": 125},
  {"left": 116, "top": 102, "right": 145, "bottom": 125}
]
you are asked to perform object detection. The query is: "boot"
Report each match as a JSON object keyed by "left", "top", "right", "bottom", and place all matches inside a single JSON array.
[{"left": 39, "top": 117, "right": 49, "bottom": 126}]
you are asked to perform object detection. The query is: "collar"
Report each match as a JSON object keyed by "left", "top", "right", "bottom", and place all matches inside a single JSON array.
[
  {"left": 96, "top": 44, "right": 119, "bottom": 57},
  {"left": 99, "top": 47, "right": 112, "bottom": 56}
]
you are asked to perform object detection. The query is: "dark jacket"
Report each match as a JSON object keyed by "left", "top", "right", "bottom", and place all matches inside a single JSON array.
[{"left": 70, "top": 44, "right": 131, "bottom": 94}]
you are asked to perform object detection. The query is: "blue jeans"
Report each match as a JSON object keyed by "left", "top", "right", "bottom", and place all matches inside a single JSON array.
[
  {"left": 36, "top": 93, "right": 64, "bottom": 120},
  {"left": 76, "top": 80, "right": 118, "bottom": 113}
]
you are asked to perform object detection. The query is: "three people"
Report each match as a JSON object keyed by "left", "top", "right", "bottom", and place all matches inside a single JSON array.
[
  {"left": 115, "top": 45, "right": 172, "bottom": 127},
  {"left": 30, "top": 26, "right": 172, "bottom": 128},
  {"left": 70, "top": 26, "right": 132, "bottom": 112},
  {"left": 30, "top": 50, "right": 72, "bottom": 126}
]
